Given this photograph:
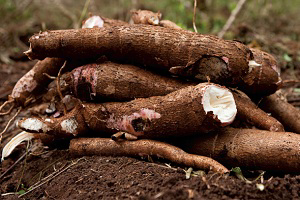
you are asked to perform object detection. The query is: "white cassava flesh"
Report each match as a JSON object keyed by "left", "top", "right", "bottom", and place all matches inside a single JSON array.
[
  {"left": 82, "top": 16, "right": 104, "bottom": 28},
  {"left": 18, "top": 118, "right": 50, "bottom": 133},
  {"left": 248, "top": 60, "right": 262, "bottom": 73},
  {"left": 1, "top": 131, "right": 34, "bottom": 161},
  {"left": 202, "top": 85, "right": 237, "bottom": 125}
]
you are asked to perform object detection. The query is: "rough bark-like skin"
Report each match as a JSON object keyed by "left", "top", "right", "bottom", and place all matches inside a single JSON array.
[
  {"left": 10, "top": 57, "right": 65, "bottom": 106},
  {"left": 47, "top": 62, "right": 191, "bottom": 102},
  {"left": 25, "top": 25, "right": 252, "bottom": 86},
  {"left": 179, "top": 127, "right": 300, "bottom": 173},
  {"left": 239, "top": 48, "right": 282, "bottom": 96},
  {"left": 42, "top": 61, "right": 283, "bottom": 132},
  {"left": 102, "top": 17, "right": 128, "bottom": 27},
  {"left": 131, "top": 10, "right": 162, "bottom": 25},
  {"left": 231, "top": 89, "right": 284, "bottom": 132},
  {"left": 259, "top": 93, "right": 300, "bottom": 134},
  {"left": 82, "top": 83, "right": 226, "bottom": 138},
  {"left": 69, "top": 138, "right": 229, "bottom": 173},
  {"left": 19, "top": 83, "right": 231, "bottom": 139},
  {"left": 159, "top": 20, "right": 182, "bottom": 30}
]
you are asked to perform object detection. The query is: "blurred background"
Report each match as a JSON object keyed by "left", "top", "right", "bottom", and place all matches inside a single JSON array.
[{"left": 0, "top": 0, "right": 299, "bottom": 81}]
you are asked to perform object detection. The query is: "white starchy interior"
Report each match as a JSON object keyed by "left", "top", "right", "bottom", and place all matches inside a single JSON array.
[
  {"left": 248, "top": 60, "right": 262, "bottom": 73},
  {"left": 61, "top": 118, "right": 78, "bottom": 135},
  {"left": 1, "top": 131, "right": 34, "bottom": 161},
  {"left": 82, "top": 16, "right": 104, "bottom": 28},
  {"left": 202, "top": 86, "right": 237, "bottom": 123},
  {"left": 152, "top": 18, "right": 160, "bottom": 25},
  {"left": 21, "top": 118, "right": 49, "bottom": 132}
]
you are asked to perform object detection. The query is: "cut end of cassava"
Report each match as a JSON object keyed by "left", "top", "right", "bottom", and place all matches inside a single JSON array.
[
  {"left": 202, "top": 85, "right": 237, "bottom": 125},
  {"left": 17, "top": 118, "right": 50, "bottom": 133},
  {"left": 82, "top": 15, "right": 104, "bottom": 28},
  {"left": 1, "top": 131, "right": 35, "bottom": 161}
]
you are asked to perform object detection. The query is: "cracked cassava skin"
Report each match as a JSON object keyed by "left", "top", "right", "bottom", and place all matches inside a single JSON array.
[
  {"left": 10, "top": 57, "right": 93, "bottom": 107},
  {"left": 42, "top": 61, "right": 283, "bottom": 133},
  {"left": 44, "top": 62, "right": 191, "bottom": 102},
  {"left": 18, "top": 83, "right": 231, "bottom": 139},
  {"left": 179, "top": 127, "right": 300, "bottom": 173},
  {"left": 70, "top": 138, "right": 229, "bottom": 174},
  {"left": 25, "top": 24, "right": 252, "bottom": 86},
  {"left": 240, "top": 48, "right": 282, "bottom": 96},
  {"left": 131, "top": 10, "right": 162, "bottom": 25},
  {"left": 10, "top": 57, "right": 65, "bottom": 106}
]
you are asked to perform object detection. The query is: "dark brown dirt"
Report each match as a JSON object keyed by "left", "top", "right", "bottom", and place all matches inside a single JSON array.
[{"left": 2, "top": 150, "right": 300, "bottom": 200}]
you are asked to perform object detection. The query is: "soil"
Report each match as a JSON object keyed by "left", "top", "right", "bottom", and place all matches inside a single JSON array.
[{"left": 1, "top": 10, "right": 300, "bottom": 200}]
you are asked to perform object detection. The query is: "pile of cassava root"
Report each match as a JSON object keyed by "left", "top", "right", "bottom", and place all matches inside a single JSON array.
[{"left": 2, "top": 10, "right": 300, "bottom": 174}]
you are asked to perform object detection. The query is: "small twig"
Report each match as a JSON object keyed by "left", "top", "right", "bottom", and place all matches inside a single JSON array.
[
  {"left": 56, "top": 61, "right": 67, "bottom": 115},
  {"left": 0, "top": 107, "right": 22, "bottom": 142},
  {"left": 0, "top": 103, "right": 14, "bottom": 116},
  {"left": 1, "top": 192, "right": 18, "bottom": 196},
  {"left": 29, "top": 162, "right": 68, "bottom": 190},
  {"left": 0, "top": 99, "right": 14, "bottom": 115},
  {"left": 218, "top": 0, "right": 247, "bottom": 38},
  {"left": 0, "top": 152, "right": 26, "bottom": 180},
  {"left": 18, "top": 158, "right": 84, "bottom": 198},
  {"left": 193, "top": 0, "right": 198, "bottom": 33},
  {"left": 283, "top": 80, "right": 300, "bottom": 84},
  {"left": 28, "top": 156, "right": 65, "bottom": 184},
  {"left": 43, "top": 73, "right": 56, "bottom": 80}
]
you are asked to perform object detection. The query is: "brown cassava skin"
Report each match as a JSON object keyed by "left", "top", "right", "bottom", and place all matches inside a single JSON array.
[
  {"left": 25, "top": 25, "right": 252, "bottom": 87},
  {"left": 131, "top": 10, "right": 162, "bottom": 25},
  {"left": 159, "top": 20, "right": 182, "bottom": 30},
  {"left": 259, "top": 93, "right": 300, "bottom": 134},
  {"left": 231, "top": 89, "right": 284, "bottom": 132},
  {"left": 45, "top": 62, "right": 191, "bottom": 102},
  {"left": 179, "top": 127, "right": 300, "bottom": 173},
  {"left": 102, "top": 17, "right": 128, "bottom": 27},
  {"left": 10, "top": 57, "right": 65, "bottom": 106},
  {"left": 239, "top": 48, "right": 282, "bottom": 96},
  {"left": 42, "top": 61, "right": 283, "bottom": 132},
  {"left": 70, "top": 138, "right": 229, "bottom": 173},
  {"left": 18, "top": 83, "right": 230, "bottom": 138}
]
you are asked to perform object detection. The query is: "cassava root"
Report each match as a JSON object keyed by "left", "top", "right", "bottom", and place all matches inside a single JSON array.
[
  {"left": 44, "top": 62, "right": 191, "bottom": 102},
  {"left": 43, "top": 61, "right": 283, "bottom": 132},
  {"left": 24, "top": 25, "right": 252, "bottom": 86},
  {"left": 231, "top": 89, "right": 284, "bottom": 132},
  {"left": 0, "top": 14, "right": 109, "bottom": 115},
  {"left": 24, "top": 25, "right": 281, "bottom": 96},
  {"left": 259, "top": 93, "right": 300, "bottom": 134},
  {"left": 8, "top": 58, "right": 65, "bottom": 107},
  {"left": 69, "top": 137, "right": 229, "bottom": 173},
  {"left": 179, "top": 127, "right": 300, "bottom": 173},
  {"left": 18, "top": 83, "right": 237, "bottom": 138}
]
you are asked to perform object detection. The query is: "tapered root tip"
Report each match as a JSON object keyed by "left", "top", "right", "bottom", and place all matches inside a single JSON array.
[
  {"left": 1, "top": 131, "right": 35, "bottom": 161},
  {"left": 202, "top": 85, "right": 237, "bottom": 125},
  {"left": 24, "top": 44, "right": 35, "bottom": 60}
]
